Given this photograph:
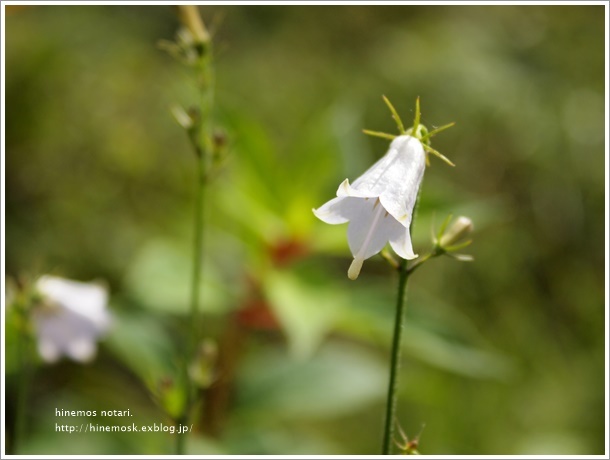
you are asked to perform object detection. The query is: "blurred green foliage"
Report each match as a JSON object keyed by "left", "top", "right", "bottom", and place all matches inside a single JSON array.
[{"left": 4, "top": 4, "right": 606, "bottom": 455}]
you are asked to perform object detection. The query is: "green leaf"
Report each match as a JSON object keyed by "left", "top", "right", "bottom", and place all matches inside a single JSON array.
[
  {"left": 235, "top": 341, "right": 387, "bottom": 420},
  {"left": 104, "top": 310, "right": 188, "bottom": 417},
  {"left": 104, "top": 311, "right": 177, "bottom": 388},
  {"left": 125, "top": 239, "right": 229, "bottom": 314},
  {"left": 403, "top": 325, "right": 515, "bottom": 381},
  {"left": 263, "top": 270, "right": 343, "bottom": 359}
]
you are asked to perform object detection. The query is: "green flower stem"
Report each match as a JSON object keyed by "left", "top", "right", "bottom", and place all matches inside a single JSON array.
[
  {"left": 381, "top": 249, "right": 450, "bottom": 454},
  {"left": 175, "top": 418, "right": 186, "bottom": 455},
  {"left": 7, "top": 290, "right": 35, "bottom": 455},
  {"left": 381, "top": 258, "right": 410, "bottom": 455},
  {"left": 406, "top": 252, "right": 434, "bottom": 276},
  {"left": 176, "top": 148, "right": 206, "bottom": 456},
  {"left": 189, "top": 147, "right": 206, "bottom": 375},
  {"left": 382, "top": 178, "right": 423, "bottom": 455},
  {"left": 176, "top": 11, "right": 214, "bottom": 454},
  {"left": 12, "top": 302, "right": 33, "bottom": 455},
  {"left": 380, "top": 253, "right": 437, "bottom": 456}
]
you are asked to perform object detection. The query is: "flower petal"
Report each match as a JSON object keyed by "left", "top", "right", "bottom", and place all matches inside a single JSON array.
[
  {"left": 389, "top": 225, "right": 418, "bottom": 260},
  {"left": 347, "top": 198, "right": 405, "bottom": 260},
  {"left": 33, "top": 276, "right": 111, "bottom": 363},
  {"left": 37, "top": 339, "right": 61, "bottom": 363},
  {"left": 336, "top": 178, "right": 377, "bottom": 199},
  {"left": 312, "top": 196, "right": 349, "bottom": 224},
  {"left": 67, "top": 338, "right": 97, "bottom": 363},
  {"left": 313, "top": 196, "right": 370, "bottom": 225},
  {"left": 351, "top": 135, "right": 425, "bottom": 227},
  {"left": 37, "top": 276, "right": 109, "bottom": 328}
]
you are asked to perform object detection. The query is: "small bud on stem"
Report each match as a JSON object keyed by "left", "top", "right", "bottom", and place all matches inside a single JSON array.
[{"left": 176, "top": 5, "right": 210, "bottom": 46}]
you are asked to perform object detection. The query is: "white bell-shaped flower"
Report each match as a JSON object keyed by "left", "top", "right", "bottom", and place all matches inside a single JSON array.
[
  {"left": 32, "top": 275, "right": 111, "bottom": 363},
  {"left": 314, "top": 135, "right": 426, "bottom": 280}
]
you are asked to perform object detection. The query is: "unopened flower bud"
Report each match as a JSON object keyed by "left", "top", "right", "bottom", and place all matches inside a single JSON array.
[
  {"left": 171, "top": 105, "right": 194, "bottom": 130},
  {"left": 188, "top": 339, "right": 218, "bottom": 388},
  {"left": 439, "top": 216, "right": 473, "bottom": 248},
  {"left": 176, "top": 5, "right": 210, "bottom": 46}
]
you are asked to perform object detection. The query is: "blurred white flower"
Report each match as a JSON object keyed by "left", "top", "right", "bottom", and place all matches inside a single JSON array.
[
  {"left": 32, "top": 276, "right": 111, "bottom": 363},
  {"left": 313, "top": 135, "right": 425, "bottom": 280}
]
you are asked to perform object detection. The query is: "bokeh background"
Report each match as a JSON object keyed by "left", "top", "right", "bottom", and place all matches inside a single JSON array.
[{"left": 4, "top": 4, "right": 606, "bottom": 455}]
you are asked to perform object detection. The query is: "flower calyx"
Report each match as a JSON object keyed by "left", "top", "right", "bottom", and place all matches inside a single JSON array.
[{"left": 363, "top": 95, "right": 455, "bottom": 167}]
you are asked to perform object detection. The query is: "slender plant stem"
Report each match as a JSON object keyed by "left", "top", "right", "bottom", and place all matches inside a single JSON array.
[
  {"left": 176, "top": 151, "right": 206, "bottom": 456},
  {"left": 406, "top": 252, "right": 433, "bottom": 276},
  {"left": 13, "top": 322, "right": 32, "bottom": 455},
  {"left": 381, "top": 260, "right": 410, "bottom": 455},
  {"left": 190, "top": 150, "right": 206, "bottom": 371},
  {"left": 176, "top": 16, "right": 214, "bottom": 453},
  {"left": 188, "top": 145, "right": 207, "bottom": 400},
  {"left": 175, "top": 416, "right": 186, "bottom": 455},
  {"left": 381, "top": 184, "right": 423, "bottom": 455}
]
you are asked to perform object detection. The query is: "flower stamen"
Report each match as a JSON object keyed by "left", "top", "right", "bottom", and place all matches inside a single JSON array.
[{"left": 348, "top": 258, "right": 364, "bottom": 281}]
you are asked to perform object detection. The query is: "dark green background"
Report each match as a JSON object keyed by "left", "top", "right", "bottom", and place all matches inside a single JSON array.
[{"left": 4, "top": 5, "right": 606, "bottom": 455}]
